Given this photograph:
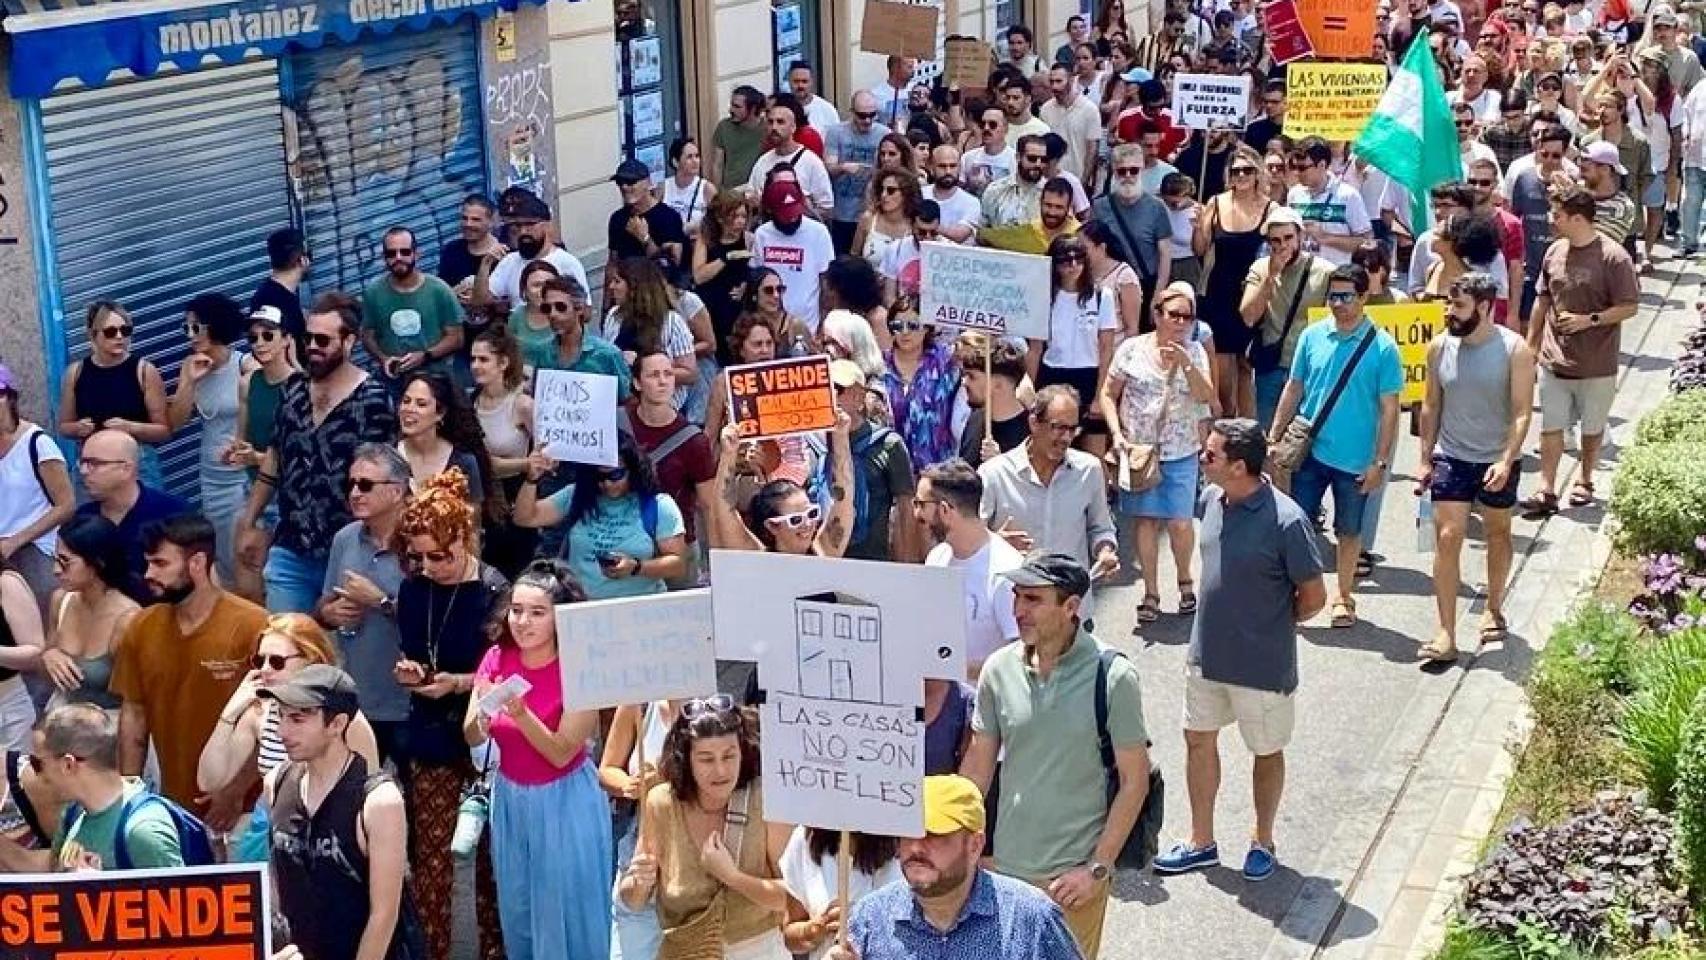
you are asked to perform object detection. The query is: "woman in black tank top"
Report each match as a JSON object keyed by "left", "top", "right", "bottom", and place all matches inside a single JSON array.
[{"left": 56, "top": 302, "right": 170, "bottom": 485}]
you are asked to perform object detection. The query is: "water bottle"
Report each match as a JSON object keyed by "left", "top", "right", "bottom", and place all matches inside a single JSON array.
[
  {"left": 450, "top": 786, "right": 490, "bottom": 860},
  {"left": 1417, "top": 491, "right": 1435, "bottom": 554}
]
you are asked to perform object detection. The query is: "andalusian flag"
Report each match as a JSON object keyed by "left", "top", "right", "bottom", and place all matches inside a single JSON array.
[{"left": 1354, "top": 28, "right": 1462, "bottom": 235}]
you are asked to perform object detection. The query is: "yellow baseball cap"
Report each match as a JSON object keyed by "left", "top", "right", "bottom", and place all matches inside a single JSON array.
[{"left": 922, "top": 775, "right": 986, "bottom": 835}]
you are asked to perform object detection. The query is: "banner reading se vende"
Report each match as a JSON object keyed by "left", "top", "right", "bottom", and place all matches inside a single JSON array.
[
  {"left": 1, "top": 863, "right": 270, "bottom": 960},
  {"left": 1285, "top": 63, "right": 1388, "bottom": 142},
  {"left": 1306, "top": 301, "right": 1444, "bottom": 406},
  {"left": 727, "top": 355, "right": 838, "bottom": 442}
]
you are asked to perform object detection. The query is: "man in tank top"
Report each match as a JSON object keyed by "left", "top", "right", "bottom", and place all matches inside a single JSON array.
[{"left": 1416, "top": 272, "right": 1536, "bottom": 664}]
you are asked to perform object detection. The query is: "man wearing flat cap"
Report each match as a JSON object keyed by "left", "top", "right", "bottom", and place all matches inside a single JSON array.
[{"left": 471, "top": 187, "right": 591, "bottom": 315}]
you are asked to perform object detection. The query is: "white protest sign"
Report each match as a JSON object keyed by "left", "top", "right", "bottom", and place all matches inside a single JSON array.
[
  {"left": 558, "top": 589, "right": 717, "bottom": 710},
  {"left": 1170, "top": 73, "right": 1251, "bottom": 130},
  {"left": 533, "top": 370, "right": 618, "bottom": 467},
  {"left": 917, "top": 242, "right": 1050, "bottom": 340},
  {"left": 708, "top": 550, "right": 966, "bottom": 683},
  {"left": 761, "top": 690, "right": 925, "bottom": 837}
]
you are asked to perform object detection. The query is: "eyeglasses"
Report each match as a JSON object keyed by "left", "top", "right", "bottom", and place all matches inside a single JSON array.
[
  {"left": 879, "top": 185, "right": 902, "bottom": 196},
  {"left": 251, "top": 329, "right": 281, "bottom": 343},
  {"left": 981, "top": 120, "right": 1002, "bottom": 130},
  {"left": 406, "top": 548, "right": 454, "bottom": 565},
  {"left": 1288, "top": 161, "right": 1314, "bottom": 171},
  {"left": 1229, "top": 166, "right": 1258, "bottom": 176},
  {"left": 682, "top": 694, "right": 736, "bottom": 718},
  {"left": 542, "top": 301, "right": 576, "bottom": 314},
  {"left": 51, "top": 553, "right": 74, "bottom": 570},
  {"left": 98, "top": 324, "right": 133, "bottom": 341},
  {"left": 349, "top": 477, "right": 397, "bottom": 493},
  {"left": 598, "top": 467, "right": 629, "bottom": 484},
  {"left": 1040, "top": 419, "right": 1080, "bottom": 436},
  {"left": 1467, "top": 178, "right": 1496, "bottom": 188},
  {"left": 383, "top": 247, "right": 415, "bottom": 259},
  {"left": 251, "top": 652, "right": 305, "bottom": 671},
  {"left": 854, "top": 111, "right": 878, "bottom": 121},
  {"left": 184, "top": 320, "right": 204, "bottom": 336},
  {"left": 764, "top": 504, "right": 822, "bottom": 529},
  {"left": 1113, "top": 166, "right": 1143, "bottom": 177},
  {"left": 307, "top": 332, "right": 340, "bottom": 348},
  {"left": 888, "top": 319, "right": 925, "bottom": 334},
  {"left": 915, "top": 228, "right": 940, "bottom": 241},
  {"left": 1454, "top": 120, "right": 1474, "bottom": 128},
  {"left": 78, "top": 456, "right": 127, "bottom": 470}
]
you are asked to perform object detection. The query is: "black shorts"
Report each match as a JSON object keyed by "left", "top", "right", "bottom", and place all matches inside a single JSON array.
[{"left": 1429, "top": 454, "right": 1518, "bottom": 510}]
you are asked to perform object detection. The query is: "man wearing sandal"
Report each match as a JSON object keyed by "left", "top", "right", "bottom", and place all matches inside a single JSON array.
[
  {"left": 1266, "top": 264, "right": 1402, "bottom": 629},
  {"left": 1417, "top": 273, "right": 1537, "bottom": 664}
]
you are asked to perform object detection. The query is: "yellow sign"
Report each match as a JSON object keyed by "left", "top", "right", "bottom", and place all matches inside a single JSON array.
[
  {"left": 1285, "top": 63, "right": 1388, "bottom": 142},
  {"left": 1307, "top": 302, "right": 1443, "bottom": 406}
]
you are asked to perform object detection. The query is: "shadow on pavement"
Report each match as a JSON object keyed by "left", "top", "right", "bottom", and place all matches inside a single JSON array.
[
  {"left": 1184, "top": 863, "right": 1381, "bottom": 947},
  {"left": 1111, "top": 869, "right": 1173, "bottom": 906}
]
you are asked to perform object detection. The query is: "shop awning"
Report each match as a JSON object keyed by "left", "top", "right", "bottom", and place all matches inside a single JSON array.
[{"left": 2, "top": 0, "right": 553, "bottom": 97}]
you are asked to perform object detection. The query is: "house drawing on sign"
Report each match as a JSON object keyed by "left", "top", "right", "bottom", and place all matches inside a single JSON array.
[{"left": 794, "top": 590, "right": 883, "bottom": 703}]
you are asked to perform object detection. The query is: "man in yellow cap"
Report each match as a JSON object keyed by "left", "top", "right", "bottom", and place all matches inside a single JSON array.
[{"left": 828, "top": 775, "right": 1083, "bottom": 959}]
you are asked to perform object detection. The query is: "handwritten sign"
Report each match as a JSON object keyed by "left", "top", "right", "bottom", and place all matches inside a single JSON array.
[
  {"left": 918, "top": 242, "right": 1050, "bottom": 340},
  {"left": 534, "top": 370, "right": 618, "bottom": 467},
  {"left": 944, "top": 36, "right": 994, "bottom": 90},
  {"left": 726, "top": 356, "right": 838, "bottom": 441},
  {"left": 1286, "top": 63, "right": 1388, "bottom": 141},
  {"left": 558, "top": 589, "right": 717, "bottom": 710},
  {"left": 1171, "top": 73, "right": 1251, "bottom": 130},
  {"left": 1261, "top": 0, "right": 1316, "bottom": 64},
  {"left": 861, "top": 0, "right": 940, "bottom": 60},
  {"left": 762, "top": 690, "right": 926, "bottom": 836},
  {"left": 1298, "top": 0, "right": 1376, "bottom": 60},
  {"left": 0, "top": 863, "right": 270, "bottom": 960},
  {"left": 1307, "top": 301, "right": 1443, "bottom": 406}
]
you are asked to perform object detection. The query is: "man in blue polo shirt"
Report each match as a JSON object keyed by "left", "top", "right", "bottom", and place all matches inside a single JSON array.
[
  {"left": 75, "top": 429, "right": 189, "bottom": 588},
  {"left": 1267, "top": 264, "right": 1402, "bottom": 630}
]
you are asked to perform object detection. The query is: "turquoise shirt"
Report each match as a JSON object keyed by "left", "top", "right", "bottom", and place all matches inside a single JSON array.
[
  {"left": 543, "top": 487, "right": 684, "bottom": 600},
  {"left": 533, "top": 332, "right": 632, "bottom": 399},
  {"left": 1289, "top": 318, "right": 1403, "bottom": 475}
]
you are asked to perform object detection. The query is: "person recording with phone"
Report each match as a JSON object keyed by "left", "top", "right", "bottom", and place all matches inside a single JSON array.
[{"left": 360, "top": 226, "right": 465, "bottom": 393}]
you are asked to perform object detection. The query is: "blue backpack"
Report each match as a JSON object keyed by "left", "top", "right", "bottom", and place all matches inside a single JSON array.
[
  {"left": 807, "top": 426, "right": 894, "bottom": 548},
  {"left": 61, "top": 788, "right": 217, "bottom": 869}
]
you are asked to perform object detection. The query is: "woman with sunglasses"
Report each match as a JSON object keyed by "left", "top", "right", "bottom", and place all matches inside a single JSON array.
[
  {"left": 57, "top": 301, "right": 171, "bottom": 489},
  {"left": 167, "top": 293, "right": 257, "bottom": 586},
  {"left": 464, "top": 559, "right": 611, "bottom": 960},
  {"left": 851, "top": 169, "right": 920, "bottom": 278},
  {"left": 1529, "top": 70, "right": 1581, "bottom": 134},
  {"left": 397, "top": 372, "right": 504, "bottom": 529},
  {"left": 1032, "top": 235, "right": 1117, "bottom": 459},
  {"left": 739, "top": 267, "right": 813, "bottom": 360},
  {"left": 393, "top": 468, "right": 510, "bottom": 960},
  {"left": 1099, "top": 285, "right": 1215, "bottom": 623},
  {"left": 1194, "top": 144, "right": 1273, "bottom": 419},
  {"left": 38, "top": 516, "right": 136, "bottom": 715},
  {"left": 881, "top": 297, "right": 960, "bottom": 477},
  {"left": 514, "top": 431, "right": 688, "bottom": 601},
  {"left": 509, "top": 260, "right": 563, "bottom": 375},
  {"left": 197, "top": 612, "right": 380, "bottom": 861},
  {"left": 602, "top": 257, "right": 700, "bottom": 410},
  {"left": 619, "top": 695, "right": 793, "bottom": 959},
  {"left": 692, "top": 191, "right": 757, "bottom": 366},
  {"left": 470, "top": 328, "right": 538, "bottom": 579},
  {"left": 598, "top": 696, "right": 682, "bottom": 959},
  {"left": 706, "top": 410, "right": 853, "bottom": 558}
]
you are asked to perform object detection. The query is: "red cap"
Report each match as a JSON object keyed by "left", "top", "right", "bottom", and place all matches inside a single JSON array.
[{"left": 763, "top": 180, "right": 807, "bottom": 218}]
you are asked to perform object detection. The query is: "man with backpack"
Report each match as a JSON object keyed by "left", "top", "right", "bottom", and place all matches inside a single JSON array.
[{"left": 808, "top": 359, "right": 918, "bottom": 562}]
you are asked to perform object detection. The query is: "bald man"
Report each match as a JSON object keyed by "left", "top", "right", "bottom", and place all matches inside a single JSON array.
[
  {"left": 928, "top": 145, "right": 984, "bottom": 243},
  {"left": 826, "top": 89, "right": 892, "bottom": 254},
  {"left": 74, "top": 429, "right": 189, "bottom": 583}
]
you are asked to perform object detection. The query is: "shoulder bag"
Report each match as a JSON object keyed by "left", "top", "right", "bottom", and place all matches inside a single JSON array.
[
  {"left": 1269, "top": 327, "right": 1377, "bottom": 473},
  {"left": 1104, "top": 356, "right": 1176, "bottom": 494},
  {"left": 1248, "top": 254, "right": 1313, "bottom": 375},
  {"left": 657, "top": 786, "right": 751, "bottom": 960}
]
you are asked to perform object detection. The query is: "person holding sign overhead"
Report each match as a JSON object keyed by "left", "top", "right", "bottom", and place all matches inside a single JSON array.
[
  {"left": 780, "top": 827, "right": 902, "bottom": 959},
  {"left": 706, "top": 407, "right": 855, "bottom": 558}
]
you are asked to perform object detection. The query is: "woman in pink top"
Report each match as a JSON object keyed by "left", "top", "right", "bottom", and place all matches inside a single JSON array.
[{"left": 464, "top": 559, "right": 612, "bottom": 959}]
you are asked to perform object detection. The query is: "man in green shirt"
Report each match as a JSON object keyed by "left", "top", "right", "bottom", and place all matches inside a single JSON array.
[
  {"left": 361, "top": 226, "right": 465, "bottom": 390},
  {"left": 961, "top": 554, "right": 1149, "bottom": 960},
  {"left": 1241, "top": 207, "right": 1334, "bottom": 431},
  {"left": 711, "top": 86, "right": 767, "bottom": 188}
]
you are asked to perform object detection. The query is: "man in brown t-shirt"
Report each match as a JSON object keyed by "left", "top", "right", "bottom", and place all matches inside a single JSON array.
[
  {"left": 1522, "top": 184, "right": 1640, "bottom": 515},
  {"left": 112, "top": 513, "right": 269, "bottom": 833}
]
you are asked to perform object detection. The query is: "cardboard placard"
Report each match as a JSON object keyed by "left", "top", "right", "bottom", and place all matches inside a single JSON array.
[
  {"left": 534, "top": 370, "right": 619, "bottom": 466},
  {"left": 917, "top": 241, "right": 1051, "bottom": 340},
  {"left": 1261, "top": 0, "right": 1316, "bottom": 65},
  {"left": 944, "top": 36, "right": 994, "bottom": 89},
  {"left": 1306, "top": 301, "right": 1443, "bottom": 406},
  {"left": 558, "top": 589, "right": 717, "bottom": 710},
  {"left": 1285, "top": 62, "right": 1388, "bottom": 141},
  {"left": 762, "top": 689, "right": 926, "bottom": 836},
  {"left": 860, "top": 0, "right": 940, "bottom": 60},
  {"left": 1298, "top": 0, "right": 1377, "bottom": 60},
  {"left": 0, "top": 863, "right": 271, "bottom": 960},
  {"left": 726, "top": 355, "right": 838, "bottom": 442},
  {"left": 1171, "top": 73, "right": 1251, "bottom": 130}
]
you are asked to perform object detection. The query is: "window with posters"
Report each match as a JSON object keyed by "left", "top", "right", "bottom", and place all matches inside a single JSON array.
[
  {"left": 773, "top": 0, "right": 823, "bottom": 91},
  {"left": 616, "top": 0, "right": 687, "bottom": 181}
]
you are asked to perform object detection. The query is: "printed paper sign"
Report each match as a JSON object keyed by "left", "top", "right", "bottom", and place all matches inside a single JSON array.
[
  {"left": 1298, "top": 0, "right": 1377, "bottom": 60},
  {"left": 558, "top": 589, "right": 717, "bottom": 710},
  {"left": 1261, "top": 0, "right": 1316, "bottom": 64},
  {"left": 1171, "top": 73, "right": 1251, "bottom": 130},
  {"left": 533, "top": 370, "right": 619, "bottom": 467},
  {"left": 761, "top": 690, "right": 926, "bottom": 837},
  {"left": 860, "top": 0, "right": 940, "bottom": 60},
  {"left": 1285, "top": 63, "right": 1388, "bottom": 141},
  {"left": 726, "top": 356, "right": 838, "bottom": 441},
  {"left": 0, "top": 863, "right": 271, "bottom": 960},
  {"left": 1307, "top": 301, "right": 1443, "bottom": 406},
  {"left": 918, "top": 242, "right": 1050, "bottom": 340}
]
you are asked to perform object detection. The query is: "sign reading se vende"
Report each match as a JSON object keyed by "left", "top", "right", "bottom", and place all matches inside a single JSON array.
[
  {"left": 727, "top": 355, "right": 838, "bottom": 441},
  {"left": 1, "top": 863, "right": 270, "bottom": 960}
]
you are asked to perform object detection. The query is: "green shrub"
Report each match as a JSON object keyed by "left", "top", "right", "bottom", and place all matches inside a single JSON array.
[
  {"left": 1611, "top": 442, "right": 1706, "bottom": 558},
  {"left": 1543, "top": 601, "right": 1645, "bottom": 696},
  {"left": 1677, "top": 689, "right": 1706, "bottom": 905},
  {"left": 1621, "top": 625, "right": 1706, "bottom": 806},
  {"left": 1637, "top": 391, "right": 1706, "bottom": 446}
]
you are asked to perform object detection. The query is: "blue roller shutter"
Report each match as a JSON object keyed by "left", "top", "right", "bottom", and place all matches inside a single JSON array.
[
  {"left": 285, "top": 23, "right": 490, "bottom": 299},
  {"left": 38, "top": 60, "right": 293, "bottom": 499}
]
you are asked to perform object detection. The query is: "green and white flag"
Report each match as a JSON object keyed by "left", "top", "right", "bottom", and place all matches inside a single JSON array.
[{"left": 1354, "top": 28, "right": 1463, "bottom": 236}]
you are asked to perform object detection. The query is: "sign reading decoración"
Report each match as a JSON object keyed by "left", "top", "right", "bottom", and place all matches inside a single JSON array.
[
  {"left": 1171, "top": 73, "right": 1251, "bottom": 129},
  {"left": 558, "top": 589, "right": 717, "bottom": 710},
  {"left": 533, "top": 370, "right": 619, "bottom": 467},
  {"left": 1285, "top": 63, "right": 1389, "bottom": 141},
  {"left": 0, "top": 863, "right": 270, "bottom": 960},
  {"left": 917, "top": 242, "right": 1051, "bottom": 340}
]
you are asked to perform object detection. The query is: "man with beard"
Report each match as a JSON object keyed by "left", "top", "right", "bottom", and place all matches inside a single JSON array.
[
  {"left": 360, "top": 226, "right": 463, "bottom": 390},
  {"left": 831, "top": 775, "right": 1083, "bottom": 959},
  {"left": 996, "top": 70, "right": 1050, "bottom": 148},
  {"left": 747, "top": 95, "right": 835, "bottom": 218},
  {"left": 917, "top": 459, "right": 1021, "bottom": 679},
  {"left": 237, "top": 293, "right": 397, "bottom": 615},
  {"left": 1416, "top": 273, "right": 1535, "bottom": 664},
  {"left": 927, "top": 145, "right": 983, "bottom": 242},
  {"left": 980, "top": 135, "right": 1049, "bottom": 239},
  {"left": 73, "top": 429, "right": 189, "bottom": 584},
  {"left": 1037, "top": 178, "right": 1080, "bottom": 245},
  {"left": 1579, "top": 140, "right": 1641, "bottom": 246},
  {"left": 752, "top": 180, "right": 835, "bottom": 330},
  {"left": 1090, "top": 143, "right": 1173, "bottom": 318},
  {"left": 113, "top": 514, "right": 267, "bottom": 826},
  {"left": 473, "top": 187, "right": 591, "bottom": 314}
]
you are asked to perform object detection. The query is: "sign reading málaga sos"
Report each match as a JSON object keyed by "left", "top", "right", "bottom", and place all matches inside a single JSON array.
[{"left": 2, "top": 863, "right": 270, "bottom": 960}]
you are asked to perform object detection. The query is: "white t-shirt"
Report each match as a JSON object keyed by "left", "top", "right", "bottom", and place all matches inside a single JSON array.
[
  {"left": 1042, "top": 288, "right": 1118, "bottom": 369},
  {"left": 747, "top": 146, "right": 835, "bottom": 216},
  {"left": 926, "top": 535, "right": 1023, "bottom": 669},
  {"left": 1450, "top": 87, "right": 1503, "bottom": 125},
  {"left": 753, "top": 218, "right": 836, "bottom": 331},
  {"left": 489, "top": 247, "right": 590, "bottom": 305},
  {"left": 778, "top": 828, "right": 903, "bottom": 960},
  {"left": 1501, "top": 152, "right": 1580, "bottom": 196},
  {"left": 0, "top": 426, "right": 63, "bottom": 553},
  {"left": 879, "top": 235, "right": 924, "bottom": 294},
  {"left": 1003, "top": 114, "right": 1052, "bottom": 151},
  {"left": 868, "top": 82, "right": 913, "bottom": 129},
  {"left": 960, "top": 146, "right": 1015, "bottom": 195},
  {"left": 1630, "top": 98, "right": 1682, "bottom": 175},
  {"left": 661, "top": 176, "right": 713, "bottom": 233},
  {"left": 1040, "top": 96, "right": 1104, "bottom": 183},
  {"left": 800, "top": 95, "right": 842, "bottom": 133},
  {"left": 929, "top": 186, "right": 984, "bottom": 240},
  {"left": 1286, "top": 179, "right": 1372, "bottom": 266}
]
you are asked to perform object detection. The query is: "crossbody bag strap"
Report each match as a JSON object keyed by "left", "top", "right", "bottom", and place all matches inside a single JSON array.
[
  {"left": 1307, "top": 328, "right": 1378, "bottom": 440},
  {"left": 722, "top": 786, "right": 750, "bottom": 865},
  {"left": 1269, "top": 255, "right": 1313, "bottom": 349}
]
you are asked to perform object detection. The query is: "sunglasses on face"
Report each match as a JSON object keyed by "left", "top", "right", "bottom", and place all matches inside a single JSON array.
[
  {"left": 252, "top": 652, "right": 304, "bottom": 671},
  {"left": 1114, "top": 166, "right": 1143, "bottom": 177},
  {"left": 99, "top": 324, "right": 133, "bottom": 341},
  {"left": 542, "top": 301, "right": 576, "bottom": 314},
  {"left": 765, "top": 504, "right": 822, "bottom": 530},
  {"left": 760, "top": 284, "right": 785, "bottom": 295},
  {"left": 1160, "top": 308, "right": 1195, "bottom": 321},
  {"left": 307, "top": 332, "right": 340, "bottom": 348},
  {"left": 250, "top": 328, "right": 281, "bottom": 343},
  {"left": 598, "top": 467, "right": 629, "bottom": 484},
  {"left": 1229, "top": 166, "right": 1258, "bottom": 176},
  {"left": 1055, "top": 251, "right": 1085, "bottom": 264},
  {"left": 879, "top": 185, "right": 901, "bottom": 196},
  {"left": 1454, "top": 120, "right": 1474, "bottom": 128},
  {"left": 406, "top": 548, "right": 454, "bottom": 565},
  {"left": 184, "top": 320, "right": 204, "bottom": 336},
  {"left": 682, "top": 693, "right": 736, "bottom": 718},
  {"left": 854, "top": 111, "right": 878, "bottom": 121},
  {"left": 1468, "top": 178, "right": 1496, "bottom": 187},
  {"left": 981, "top": 120, "right": 1001, "bottom": 130},
  {"left": 383, "top": 247, "right": 414, "bottom": 259},
  {"left": 1326, "top": 291, "right": 1358, "bottom": 305},
  {"left": 349, "top": 477, "right": 396, "bottom": 493},
  {"left": 888, "top": 318, "right": 925, "bottom": 335}
]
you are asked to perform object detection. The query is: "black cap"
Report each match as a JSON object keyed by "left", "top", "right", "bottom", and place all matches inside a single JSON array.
[
  {"left": 1002, "top": 552, "right": 1091, "bottom": 598},
  {"left": 611, "top": 158, "right": 653, "bottom": 184},
  {"left": 258, "top": 663, "right": 361, "bottom": 718},
  {"left": 498, "top": 186, "right": 552, "bottom": 222}
]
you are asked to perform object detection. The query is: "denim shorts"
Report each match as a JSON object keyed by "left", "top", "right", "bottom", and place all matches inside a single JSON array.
[
  {"left": 1289, "top": 455, "right": 1369, "bottom": 537},
  {"left": 1118, "top": 454, "right": 1200, "bottom": 520},
  {"left": 1429, "top": 454, "right": 1518, "bottom": 510},
  {"left": 1643, "top": 173, "right": 1667, "bottom": 208}
]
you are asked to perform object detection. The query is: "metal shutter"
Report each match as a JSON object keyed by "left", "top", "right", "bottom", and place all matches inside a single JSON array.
[
  {"left": 285, "top": 23, "right": 490, "bottom": 297},
  {"left": 39, "top": 60, "right": 293, "bottom": 499}
]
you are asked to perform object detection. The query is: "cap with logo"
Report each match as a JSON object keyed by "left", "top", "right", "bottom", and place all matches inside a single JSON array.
[
  {"left": 922, "top": 775, "right": 986, "bottom": 835},
  {"left": 249, "top": 304, "right": 286, "bottom": 328},
  {"left": 762, "top": 179, "right": 808, "bottom": 219},
  {"left": 258, "top": 663, "right": 362, "bottom": 718},
  {"left": 1002, "top": 551, "right": 1091, "bottom": 599}
]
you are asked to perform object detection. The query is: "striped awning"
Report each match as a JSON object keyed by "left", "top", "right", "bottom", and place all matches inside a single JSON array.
[{"left": 2, "top": 0, "right": 553, "bottom": 97}]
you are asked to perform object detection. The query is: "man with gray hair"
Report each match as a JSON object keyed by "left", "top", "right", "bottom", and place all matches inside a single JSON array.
[
  {"left": 316, "top": 444, "right": 412, "bottom": 764},
  {"left": 1090, "top": 143, "right": 1173, "bottom": 309},
  {"left": 1153, "top": 418, "right": 1324, "bottom": 883},
  {"left": 826, "top": 90, "right": 892, "bottom": 254}
]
